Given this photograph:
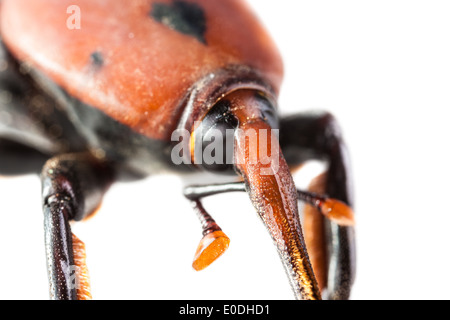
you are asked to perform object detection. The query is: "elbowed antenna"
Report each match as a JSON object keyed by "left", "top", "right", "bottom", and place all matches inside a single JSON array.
[{"left": 297, "top": 190, "right": 355, "bottom": 227}]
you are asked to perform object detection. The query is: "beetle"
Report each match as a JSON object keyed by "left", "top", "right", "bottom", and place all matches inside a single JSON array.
[{"left": 0, "top": 0, "right": 355, "bottom": 300}]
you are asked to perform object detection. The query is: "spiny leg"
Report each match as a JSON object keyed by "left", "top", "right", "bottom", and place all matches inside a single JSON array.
[
  {"left": 302, "top": 174, "right": 329, "bottom": 291},
  {"left": 41, "top": 152, "right": 114, "bottom": 300},
  {"left": 280, "top": 111, "right": 356, "bottom": 300}
]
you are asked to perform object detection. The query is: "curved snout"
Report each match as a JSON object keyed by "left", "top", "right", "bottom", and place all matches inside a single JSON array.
[{"left": 233, "top": 116, "right": 321, "bottom": 300}]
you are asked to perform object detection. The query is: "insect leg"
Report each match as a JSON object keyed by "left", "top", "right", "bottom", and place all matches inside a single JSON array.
[
  {"left": 279, "top": 111, "right": 356, "bottom": 300},
  {"left": 41, "top": 152, "right": 114, "bottom": 300}
]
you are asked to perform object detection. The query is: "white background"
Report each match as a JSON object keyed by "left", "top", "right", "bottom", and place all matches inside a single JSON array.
[{"left": 1, "top": 0, "right": 450, "bottom": 300}]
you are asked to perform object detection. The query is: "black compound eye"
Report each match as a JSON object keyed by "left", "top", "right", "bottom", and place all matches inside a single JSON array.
[
  {"left": 191, "top": 91, "right": 278, "bottom": 173},
  {"left": 193, "top": 99, "right": 238, "bottom": 174},
  {"left": 202, "top": 99, "right": 239, "bottom": 132}
]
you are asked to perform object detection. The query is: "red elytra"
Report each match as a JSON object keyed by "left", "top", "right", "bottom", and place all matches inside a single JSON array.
[{"left": 1, "top": 0, "right": 283, "bottom": 141}]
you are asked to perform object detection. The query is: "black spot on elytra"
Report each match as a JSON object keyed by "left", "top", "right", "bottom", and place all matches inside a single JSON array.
[
  {"left": 150, "top": 0, "right": 207, "bottom": 44},
  {"left": 90, "top": 51, "right": 104, "bottom": 67}
]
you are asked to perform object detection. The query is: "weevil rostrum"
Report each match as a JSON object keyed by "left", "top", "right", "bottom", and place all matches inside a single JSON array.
[{"left": 0, "top": 0, "right": 355, "bottom": 300}]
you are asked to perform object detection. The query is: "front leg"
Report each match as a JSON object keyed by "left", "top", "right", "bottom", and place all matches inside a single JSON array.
[
  {"left": 41, "top": 153, "right": 114, "bottom": 300},
  {"left": 280, "top": 111, "right": 356, "bottom": 300}
]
